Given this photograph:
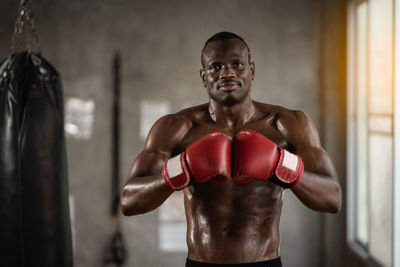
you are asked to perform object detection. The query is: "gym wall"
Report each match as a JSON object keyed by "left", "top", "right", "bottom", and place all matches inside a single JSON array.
[{"left": 0, "top": 0, "right": 346, "bottom": 266}]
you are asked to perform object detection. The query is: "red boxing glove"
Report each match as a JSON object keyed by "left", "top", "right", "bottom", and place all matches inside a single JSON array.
[
  {"left": 233, "top": 129, "right": 303, "bottom": 188},
  {"left": 162, "top": 132, "right": 231, "bottom": 190}
]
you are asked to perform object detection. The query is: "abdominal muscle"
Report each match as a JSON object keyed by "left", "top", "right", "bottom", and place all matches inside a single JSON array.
[{"left": 184, "top": 180, "right": 283, "bottom": 264}]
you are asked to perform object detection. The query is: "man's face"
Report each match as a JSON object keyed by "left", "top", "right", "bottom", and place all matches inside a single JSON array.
[{"left": 200, "top": 38, "right": 255, "bottom": 105}]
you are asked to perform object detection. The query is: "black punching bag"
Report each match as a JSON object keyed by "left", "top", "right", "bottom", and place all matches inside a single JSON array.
[
  {"left": 0, "top": 51, "right": 25, "bottom": 267},
  {"left": 0, "top": 0, "right": 73, "bottom": 266},
  {"left": 0, "top": 53, "right": 73, "bottom": 266}
]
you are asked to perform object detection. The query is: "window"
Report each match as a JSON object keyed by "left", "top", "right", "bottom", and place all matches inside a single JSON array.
[
  {"left": 393, "top": 0, "right": 400, "bottom": 266},
  {"left": 347, "top": 0, "right": 396, "bottom": 266}
]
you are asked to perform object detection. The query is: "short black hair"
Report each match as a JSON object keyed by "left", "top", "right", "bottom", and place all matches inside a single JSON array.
[{"left": 201, "top": 31, "right": 251, "bottom": 68}]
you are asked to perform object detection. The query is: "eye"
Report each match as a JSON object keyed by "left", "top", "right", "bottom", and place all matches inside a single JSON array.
[
  {"left": 209, "top": 64, "right": 221, "bottom": 72},
  {"left": 233, "top": 62, "right": 243, "bottom": 68}
]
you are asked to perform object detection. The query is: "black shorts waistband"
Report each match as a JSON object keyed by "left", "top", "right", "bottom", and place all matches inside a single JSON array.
[{"left": 185, "top": 257, "right": 282, "bottom": 267}]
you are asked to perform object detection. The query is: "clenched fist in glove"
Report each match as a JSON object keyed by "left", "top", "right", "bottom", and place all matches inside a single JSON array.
[
  {"left": 162, "top": 132, "right": 231, "bottom": 190},
  {"left": 233, "top": 129, "right": 304, "bottom": 188}
]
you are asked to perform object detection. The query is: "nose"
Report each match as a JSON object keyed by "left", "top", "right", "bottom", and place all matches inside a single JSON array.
[{"left": 219, "top": 65, "right": 236, "bottom": 80}]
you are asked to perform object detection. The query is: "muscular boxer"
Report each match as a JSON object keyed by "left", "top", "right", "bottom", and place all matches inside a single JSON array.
[{"left": 120, "top": 32, "right": 342, "bottom": 267}]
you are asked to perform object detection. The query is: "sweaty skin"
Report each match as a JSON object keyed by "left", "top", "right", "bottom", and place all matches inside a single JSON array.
[{"left": 120, "top": 38, "right": 342, "bottom": 264}]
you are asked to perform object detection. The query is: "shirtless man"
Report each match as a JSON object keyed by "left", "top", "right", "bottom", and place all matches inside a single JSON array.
[{"left": 120, "top": 32, "right": 342, "bottom": 267}]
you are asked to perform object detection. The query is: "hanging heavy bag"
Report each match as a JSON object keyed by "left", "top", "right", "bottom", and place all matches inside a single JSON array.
[
  {"left": 0, "top": 49, "right": 25, "bottom": 267},
  {"left": 0, "top": 1, "right": 73, "bottom": 266}
]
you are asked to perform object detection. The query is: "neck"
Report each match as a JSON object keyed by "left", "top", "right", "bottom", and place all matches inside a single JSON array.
[{"left": 208, "top": 96, "right": 256, "bottom": 129}]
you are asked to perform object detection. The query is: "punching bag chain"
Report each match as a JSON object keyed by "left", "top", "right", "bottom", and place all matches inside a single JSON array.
[{"left": 10, "top": 0, "right": 41, "bottom": 54}]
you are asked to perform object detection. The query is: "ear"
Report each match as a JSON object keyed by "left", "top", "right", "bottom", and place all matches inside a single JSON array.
[
  {"left": 200, "top": 68, "right": 206, "bottom": 87},
  {"left": 250, "top": 61, "right": 255, "bottom": 80}
]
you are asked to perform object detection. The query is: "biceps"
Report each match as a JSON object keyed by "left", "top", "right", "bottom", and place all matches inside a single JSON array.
[
  {"left": 298, "top": 147, "right": 336, "bottom": 177},
  {"left": 128, "top": 150, "right": 169, "bottom": 178}
]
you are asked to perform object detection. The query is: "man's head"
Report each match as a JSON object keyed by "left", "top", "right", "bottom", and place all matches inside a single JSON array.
[
  {"left": 201, "top": 32, "right": 252, "bottom": 68},
  {"left": 200, "top": 32, "right": 255, "bottom": 106}
]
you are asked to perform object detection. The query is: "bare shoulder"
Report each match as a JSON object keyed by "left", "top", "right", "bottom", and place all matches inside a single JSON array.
[
  {"left": 276, "top": 107, "right": 321, "bottom": 149},
  {"left": 176, "top": 103, "right": 210, "bottom": 122},
  {"left": 254, "top": 102, "right": 320, "bottom": 149},
  {"left": 128, "top": 103, "right": 208, "bottom": 177},
  {"left": 275, "top": 108, "right": 313, "bottom": 128},
  {"left": 253, "top": 101, "right": 287, "bottom": 116},
  {"left": 144, "top": 103, "right": 208, "bottom": 153}
]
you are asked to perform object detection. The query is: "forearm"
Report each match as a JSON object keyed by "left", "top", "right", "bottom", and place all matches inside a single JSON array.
[
  {"left": 291, "top": 171, "right": 342, "bottom": 213},
  {"left": 120, "top": 174, "right": 174, "bottom": 216}
]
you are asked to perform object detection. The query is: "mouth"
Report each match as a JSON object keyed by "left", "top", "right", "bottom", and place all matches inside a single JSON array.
[{"left": 218, "top": 81, "right": 240, "bottom": 91}]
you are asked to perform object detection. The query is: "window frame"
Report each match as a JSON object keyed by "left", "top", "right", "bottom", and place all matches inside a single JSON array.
[
  {"left": 346, "top": 0, "right": 399, "bottom": 266},
  {"left": 393, "top": 1, "right": 400, "bottom": 267},
  {"left": 346, "top": 0, "right": 370, "bottom": 259}
]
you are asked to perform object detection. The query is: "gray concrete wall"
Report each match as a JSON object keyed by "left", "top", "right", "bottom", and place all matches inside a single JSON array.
[{"left": 0, "top": 1, "right": 337, "bottom": 267}]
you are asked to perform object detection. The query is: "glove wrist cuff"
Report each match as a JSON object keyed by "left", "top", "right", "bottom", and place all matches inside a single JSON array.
[
  {"left": 162, "top": 152, "right": 191, "bottom": 190},
  {"left": 272, "top": 148, "right": 304, "bottom": 188}
]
